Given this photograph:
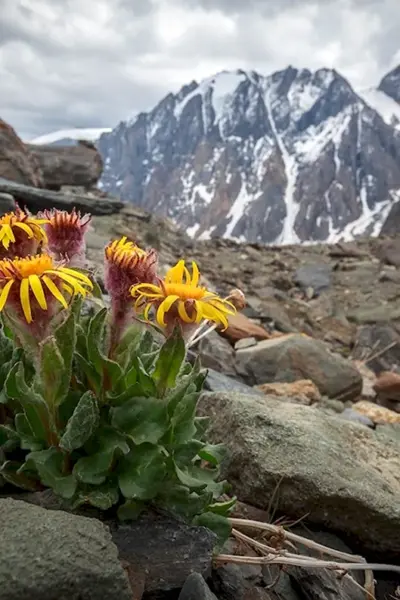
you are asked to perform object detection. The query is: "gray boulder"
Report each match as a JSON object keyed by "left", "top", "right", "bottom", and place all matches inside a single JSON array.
[
  {"left": 0, "top": 498, "right": 131, "bottom": 600},
  {"left": 198, "top": 392, "right": 400, "bottom": 557},
  {"left": 235, "top": 334, "right": 362, "bottom": 401}
]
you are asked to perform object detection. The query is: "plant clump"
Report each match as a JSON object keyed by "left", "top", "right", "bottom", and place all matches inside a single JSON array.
[{"left": 0, "top": 206, "right": 243, "bottom": 545}]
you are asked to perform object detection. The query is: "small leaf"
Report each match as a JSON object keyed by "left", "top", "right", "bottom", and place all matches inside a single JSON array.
[
  {"left": 174, "top": 462, "right": 208, "bottom": 490},
  {"left": 193, "top": 512, "right": 232, "bottom": 552},
  {"left": 36, "top": 336, "right": 65, "bottom": 407},
  {"left": 73, "top": 450, "right": 114, "bottom": 485},
  {"left": 152, "top": 327, "right": 186, "bottom": 394},
  {"left": 0, "top": 460, "right": 41, "bottom": 491},
  {"left": 59, "top": 391, "right": 99, "bottom": 452},
  {"left": 173, "top": 440, "right": 205, "bottom": 466},
  {"left": 117, "top": 499, "right": 145, "bottom": 521},
  {"left": 83, "top": 483, "right": 119, "bottom": 510},
  {"left": 118, "top": 444, "right": 166, "bottom": 500},
  {"left": 5, "top": 363, "right": 51, "bottom": 443},
  {"left": 157, "top": 485, "right": 212, "bottom": 521},
  {"left": 24, "top": 448, "right": 77, "bottom": 499},
  {"left": 198, "top": 443, "right": 228, "bottom": 466},
  {"left": 111, "top": 396, "right": 169, "bottom": 445},
  {"left": 207, "top": 496, "right": 237, "bottom": 516}
]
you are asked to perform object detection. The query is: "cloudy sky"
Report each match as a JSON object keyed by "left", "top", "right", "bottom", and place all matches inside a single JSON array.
[{"left": 1, "top": 0, "right": 399, "bottom": 140}]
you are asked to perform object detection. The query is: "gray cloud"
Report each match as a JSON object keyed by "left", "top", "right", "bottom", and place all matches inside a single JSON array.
[{"left": 0, "top": 0, "right": 398, "bottom": 139}]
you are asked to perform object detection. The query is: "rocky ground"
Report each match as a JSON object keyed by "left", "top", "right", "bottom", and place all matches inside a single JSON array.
[{"left": 0, "top": 121, "right": 399, "bottom": 598}]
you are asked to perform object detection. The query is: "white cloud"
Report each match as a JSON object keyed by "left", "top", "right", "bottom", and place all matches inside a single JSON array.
[{"left": 0, "top": 0, "right": 398, "bottom": 138}]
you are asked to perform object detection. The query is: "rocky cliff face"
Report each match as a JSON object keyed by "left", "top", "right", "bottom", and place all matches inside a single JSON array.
[
  {"left": 98, "top": 65, "right": 400, "bottom": 244},
  {"left": 378, "top": 65, "right": 400, "bottom": 103}
]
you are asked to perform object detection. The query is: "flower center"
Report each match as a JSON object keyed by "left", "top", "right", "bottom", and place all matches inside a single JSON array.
[
  {"left": 1, "top": 255, "right": 54, "bottom": 279},
  {"left": 164, "top": 282, "right": 206, "bottom": 300}
]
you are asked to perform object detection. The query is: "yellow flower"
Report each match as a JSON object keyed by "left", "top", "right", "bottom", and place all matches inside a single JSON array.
[
  {"left": 0, "top": 207, "right": 48, "bottom": 254},
  {"left": 131, "top": 259, "right": 236, "bottom": 331},
  {"left": 0, "top": 254, "right": 93, "bottom": 324}
]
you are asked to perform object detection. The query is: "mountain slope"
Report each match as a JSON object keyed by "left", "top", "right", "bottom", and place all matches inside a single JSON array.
[
  {"left": 30, "top": 128, "right": 112, "bottom": 147},
  {"left": 98, "top": 66, "right": 400, "bottom": 244}
]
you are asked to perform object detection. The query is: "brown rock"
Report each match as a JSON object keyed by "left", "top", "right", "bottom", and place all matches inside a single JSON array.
[
  {"left": 220, "top": 312, "right": 271, "bottom": 344},
  {"left": 352, "top": 400, "right": 400, "bottom": 424},
  {"left": 27, "top": 141, "right": 103, "bottom": 190},
  {"left": 0, "top": 118, "right": 43, "bottom": 186},
  {"left": 255, "top": 379, "right": 321, "bottom": 405},
  {"left": 373, "top": 371, "right": 400, "bottom": 400}
]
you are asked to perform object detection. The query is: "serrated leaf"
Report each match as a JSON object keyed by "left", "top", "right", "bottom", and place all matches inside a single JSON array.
[
  {"left": 192, "top": 512, "right": 231, "bottom": 552},
  {"left": 59, "top": 391, "right": 99, "bottom": 452},
  {"left": 152, "top": 327, "right": 186, "bottom": 394},
  {"left": 198, "top": 443, "right": 227, "bottom": 466},
  {"left": 111, "top": 396, "right": 169, "bottom": 445},
  {"left": 118, "top": 443, "right": 166, "bottom": 500},
  {"left": 23, "top": 448, "right": 77, "bottom": 499}
]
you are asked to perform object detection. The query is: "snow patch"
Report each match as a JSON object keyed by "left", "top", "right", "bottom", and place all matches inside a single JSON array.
[
  {"left": 359, "top": 88, "right": 400, "bottom": 129},
  {"left": 29, "top": 128, "right": 111, "bottom": 145}
]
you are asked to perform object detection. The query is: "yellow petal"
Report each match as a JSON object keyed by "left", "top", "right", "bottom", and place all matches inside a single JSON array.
[
  {"left": 194, "top": 300, "right": 204, "bottom": 324},
  {"left": 130, "top": 283, "right": 162, "bottom": 297},
  {"left": 48, "top": 271, "right": 89, "bottom": 296},
  {"left": 20, "top": 278, "right": 32, "bottom": 323},
  {"left": 59, "top": 267, "right": 93, "bottom": 287},
  {"left": 29, "top": 275, "right": 47, "bottom": 310},
  {"left": 190, "top": 261, "right": 200, "bottom": 287},
  {"left": 14, "top": 222, "right": 34, "bottom": 238},
  {"left": 166, "top": 260, "right": 185, "bottom": 284},
  {"left": 0, "top": 279, "right": 14, "bottom": 311},
  {"left": 178, "top": 301, "right": 196, "bottom": 323},
  {"left": 156, "top": 295, "right": 179, "bottom": 326},
  {"left": 144, "top": 302, "right": 153, "bottom": 320},
  {"left": 42, "top": 275, "right": 68, "bottom": 309},
  {"left": 62, "top": 283, "right": 74, "bottom": 295}
]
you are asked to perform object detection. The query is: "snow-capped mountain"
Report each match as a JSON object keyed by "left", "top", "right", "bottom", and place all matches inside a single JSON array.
[
  {"left": 30, "top": 128, "right": 112, "bottom": 147},
  {"left": 98, "top": 65, "right": 400, "bottom": 244}
]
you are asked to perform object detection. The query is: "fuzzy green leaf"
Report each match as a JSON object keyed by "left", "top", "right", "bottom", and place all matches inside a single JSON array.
[
  {"left": 207, "top": 496, "right": 237, "bottom": 516},
  {"left": 170, "top": 392, "right": 199, "bottom": 444},
  {"left": 118, "top": 443, "right": 166, "bottom": 500},
  {"left": 52, "top": 310, "right": 77, "bottom": 402},
  {"left": 82, "top": 483, "right": 119, "bottom": 510},
  {"left": 174, "top": 462, "right": 208, "bottom": 490},
  {"left": 74, "top": 352, "right": 102, "bottom": 395},
  {"left": 73, "top": 450, "right": 115, "bottom": 485},
  {"left": 73, "top": 429, "right": 130, "bottom": 484},
  {"left": 117, "top": 499, "right": 145, "bottom": 521},
  {"left": 59, "top": 391, "right": 99, "bottom": 452},
  {"left": 192, "top": 512, "right": 231, "bottom": 552},
  {"left": 5, "top": 363, "right": 50, "bottom": 443},
  {"left": 24, "top": 448, "right": 77, "bottom": 499},
  {"left": 0, "top": 460, "right": 41, "bottom": 491},
  {"left": 87, "top": 308, "right": 124, "bottom": 386},
  {"left": 152, "top": 327, "right": 186, "bottom": 394},
  {"left": 157, "top": 485, "right": 213, "bottom": 521},
  {"left": 111, "top": 396, "right": 169, "bottom": 445},
  {"left": 198, "top": 444, "right": 228, "bottom": 466},
  {"left": 173, "top": 440, "right": 205, "bottom": 466},
  {"left": 36, "top": 336, "right": 65, "bottom": 407}
]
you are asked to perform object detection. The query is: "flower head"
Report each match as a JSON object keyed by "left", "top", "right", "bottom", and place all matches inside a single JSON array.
[
  {"left": 0, "top": 253, "right": 92, "bottom": 326},
  {"left": 0, "top": 207, "right": 48, "bottom": 258},
  {"left": 40, "top": 208, "right": 91, "bottom": 266},
  {"left": 131, "top": 259, "right": 236, "bottom": 336},
  {"left": 104, "top": 236, "right": 158, "bottom": 349},
  {"left": 105, "top": 236, "right": 158, "bottom": 299}
]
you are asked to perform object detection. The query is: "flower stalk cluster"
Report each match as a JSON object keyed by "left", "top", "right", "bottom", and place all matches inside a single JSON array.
[{"left": 0, "top": 205, "right": 244, "bottom": 547}]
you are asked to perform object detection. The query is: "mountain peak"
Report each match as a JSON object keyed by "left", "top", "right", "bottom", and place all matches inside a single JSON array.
[{"left": 378, "top": 65, "right": 400, "bottom": 103}]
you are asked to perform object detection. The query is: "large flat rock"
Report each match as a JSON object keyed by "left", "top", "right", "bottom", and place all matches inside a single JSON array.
[{"left": 198, "top": 391, "right": 400, "bottom": 558}]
